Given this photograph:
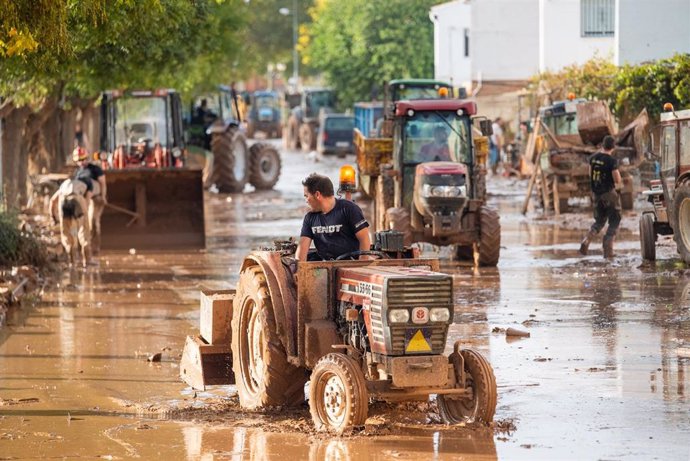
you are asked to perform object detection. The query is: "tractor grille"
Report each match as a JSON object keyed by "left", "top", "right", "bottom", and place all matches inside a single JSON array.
[{"left": 370, "top": 277, "right": 452, "bottom": 355}]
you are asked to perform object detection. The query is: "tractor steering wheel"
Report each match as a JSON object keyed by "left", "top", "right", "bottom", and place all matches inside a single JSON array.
[{"left": 335, "top": 250, "right": 390, "bottom": 261}]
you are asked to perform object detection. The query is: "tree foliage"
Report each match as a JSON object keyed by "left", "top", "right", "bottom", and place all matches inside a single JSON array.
[
  {"left": 304, "top": 0, "right": 437, "bottom": 108},
  {"left": 530, "top": 54, "right": 690, "bottom": 124}
]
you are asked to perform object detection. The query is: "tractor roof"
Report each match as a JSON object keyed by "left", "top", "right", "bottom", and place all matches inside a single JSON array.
[
  {"left": 395, "top": 99, "right": 477, "bottom": 116},
  {"left": 389, "top": 79, "right": 452, "bottom": 88},
  {"left": 660, "top": 108, "right": 690, "bottom": 122}
]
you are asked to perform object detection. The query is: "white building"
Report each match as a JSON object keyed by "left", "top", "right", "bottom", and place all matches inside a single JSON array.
[{"left": 430, "top": 0, "right": 690, "bottom": 93}]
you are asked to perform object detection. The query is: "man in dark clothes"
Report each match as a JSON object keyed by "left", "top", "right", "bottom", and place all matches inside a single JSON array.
[
  {"left": 579, "top": 135, "right": 622, "bottom": 258},
  {"left": 73, "top": 146, "right": 107, "bottom": 255},
  {"left": 296, "top": 173, "right": 371, "bottom": 261}
]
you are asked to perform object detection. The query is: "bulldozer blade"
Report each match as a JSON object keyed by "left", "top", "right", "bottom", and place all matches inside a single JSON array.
[
  {"left": 101, "top": 169, "right": 205, "bottom": 250},
  {"left": 179, "top": 335, "right": 234, "bottom": 391}
]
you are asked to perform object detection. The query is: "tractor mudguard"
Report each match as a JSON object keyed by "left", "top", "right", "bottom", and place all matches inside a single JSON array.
[{"left": 240, "top": 252, "right": 299, "bottom": 362}]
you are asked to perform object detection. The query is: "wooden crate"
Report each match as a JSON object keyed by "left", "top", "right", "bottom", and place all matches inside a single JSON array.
[{"left": 199, "top": 289, "right": 235, "bottom": 344}]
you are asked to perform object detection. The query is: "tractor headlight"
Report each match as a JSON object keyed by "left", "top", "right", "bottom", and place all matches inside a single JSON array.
[
  {"left": 388, "top": 309, "right": 410, "bottom": 324},
  {"left": 422, "top": 184, "right": 466, "bottom": 198},
  {"left": 430, "top": 308, "right": 451, "bottom": 322}
]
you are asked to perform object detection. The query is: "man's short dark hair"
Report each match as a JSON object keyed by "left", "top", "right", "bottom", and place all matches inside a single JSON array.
[
  {"left": 302, "top": 173, "right": 334, "bottom": 197},
  {"left": 602, "top": 135, "right": 615, "bottom": 150}
]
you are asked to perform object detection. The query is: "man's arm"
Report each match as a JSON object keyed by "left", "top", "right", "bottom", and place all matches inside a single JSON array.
[
  {"left": 296, "top": 236, "right": 312, "bottom": 261},
  {"left": 98, "top": 175, "right": 107, "bottom": 203},
  {"left": 49, "top": 191, "right": 59, "bottom": 223},
  {"left": 613, "top": 168, "right": 622, "bottom": 190},
  {"left": 355, "top": 227, "right": 372, "bottom": 259}
]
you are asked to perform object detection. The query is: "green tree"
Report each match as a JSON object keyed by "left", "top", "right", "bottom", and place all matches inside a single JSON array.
[{"left": 305, "top": 0, "right": 437, "bottom": 108}]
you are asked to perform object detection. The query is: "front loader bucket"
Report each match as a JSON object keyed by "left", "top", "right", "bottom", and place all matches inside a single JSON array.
[
  {"left": 101, "top": 169, "right": 205, "bottom": 250},
  {"left": 180, "top": 335, "right": 234, "bottom": 390}
]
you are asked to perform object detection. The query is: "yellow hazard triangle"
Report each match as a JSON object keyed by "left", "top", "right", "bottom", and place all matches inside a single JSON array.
[{"left": 406, "top": 330, "right": 432, "bottom": 352}]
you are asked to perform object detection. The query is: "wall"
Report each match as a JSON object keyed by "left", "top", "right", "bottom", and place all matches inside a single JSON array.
[
  {"left": 472, "top": 0, "right": 540, "bottom": 80},
  {"left": 431, "top": 1, "right": 472, "bottom": 88},
  {"left": 616, "top": 0, "right": 690, "bottom": 65},
  {"left": 539, "top": 0, "right": 614, "bottom": 72}
]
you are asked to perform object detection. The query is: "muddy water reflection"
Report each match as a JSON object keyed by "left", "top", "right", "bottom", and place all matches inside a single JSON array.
[{"left": 1, "top": 150, "right": 689, "bottom": 460}]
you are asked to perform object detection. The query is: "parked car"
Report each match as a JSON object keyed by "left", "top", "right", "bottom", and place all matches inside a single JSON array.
[{"left": 317, "top": 113, "right": 354, "bottom": 157}]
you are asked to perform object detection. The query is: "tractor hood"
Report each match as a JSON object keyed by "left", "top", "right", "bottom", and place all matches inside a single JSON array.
[{"left": 412, "top": 162, "right": 469, "bottom": 237}]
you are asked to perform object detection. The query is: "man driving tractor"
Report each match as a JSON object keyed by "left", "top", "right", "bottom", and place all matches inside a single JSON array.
[{"left": 296, "top": 173, "right": 371, "bottom": 261}]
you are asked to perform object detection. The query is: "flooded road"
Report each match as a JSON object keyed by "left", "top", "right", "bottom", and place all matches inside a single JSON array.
[{"left": 1, "top": 144, "right": 688, "bottom": 460}]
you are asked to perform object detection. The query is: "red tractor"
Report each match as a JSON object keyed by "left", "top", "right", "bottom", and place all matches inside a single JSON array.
[
  {"left": 355, "top": 99, "right": 499, "bottom": 265},
  {"left": 639, "top": 104, "right": 690, "bottom": 263},
  {"left": 181, "top": 183, "right": 497, "bottom": 433}
]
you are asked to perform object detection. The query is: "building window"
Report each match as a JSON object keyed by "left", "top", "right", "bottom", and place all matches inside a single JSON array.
[
  {"left": 464, "top": 28, "right": 469, "bottom": 57},
  {"left": 581, "top": 0, "right": 614, "bottom": 37}
]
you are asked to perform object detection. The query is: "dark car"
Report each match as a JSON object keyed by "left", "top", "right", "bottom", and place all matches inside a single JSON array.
[{"left": 317, "top": 113, "right": 354, "bottom": 157}]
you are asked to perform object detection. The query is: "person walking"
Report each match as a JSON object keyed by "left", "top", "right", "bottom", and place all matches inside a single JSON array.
[
  {"left": 489, "top": 117, "right": 503, "bottom": 174},
  {"left": 296, "top": 173, "right": 371, "bottom": 261},
  {"left": 579, "top": 135, "right": 622, "bottom": 258},
  {"left": 73, "top": 146, "right": 107, "bottom": 255},
  {"left": 49, "top": 177, "right": 93, "bottom": 267}
]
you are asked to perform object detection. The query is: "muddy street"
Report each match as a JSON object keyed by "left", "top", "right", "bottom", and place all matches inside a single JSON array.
[{"left": 1, "top": 143, "right": 688, "bottom": 460}]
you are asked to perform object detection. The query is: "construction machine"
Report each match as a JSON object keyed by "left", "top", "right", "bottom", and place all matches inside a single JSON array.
[
  {"left": 180, "top": 208, "right": 497, "bottom": 434},
  {"left": 187, "top": 85, "right": 281, "bottom": 192},
  {"left": 97, "top": 89, "right": 205, "bottom": 249},
  {"left": 639, "top": 104, "right": 690, "bottom": 264},
  {"left": 530, "top": 97, "right": 651, "bottom": 213},
  {"left": 283, "top": 88, "right": 337, "bottom": 152},
  {"left": 354, "top": 98, "right": 499, "bottom": 266},
  {"left": 246, "top": 90, "right": 282, "bottom": 139}
]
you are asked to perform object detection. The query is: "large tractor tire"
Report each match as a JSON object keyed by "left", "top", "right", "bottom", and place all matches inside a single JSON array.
[
  {"left": 249, "top": 143, "right": 281, "bottom": 190},
  {"left": 672, "top": 183, "right": 690, "bottom": 264},
  {"left": 309, "top": 353, "right": 368, "bottom": 434},
  {"left": 287, "top": 116, "right": 300, "bottom": 151},
  {"left": 477, "top": 207, "right": 501, "bottom": 267},
  {"left": 375, "top": 174, "right": 395, "bottom": 233},
  {"left": 231, "top": 265, "right": 308, "bottom": 409},
  {"left": 639, "top": 212, "right": 656, "bottom": 261},
  {"left": 299, "top": 123, "right": 316, "bottom": 153},
  {"left": 437, "top": 348, "right": 497, "bottom": 424},
  {"left": 210, "top": 128, "right": 249, "bottom": 193}
]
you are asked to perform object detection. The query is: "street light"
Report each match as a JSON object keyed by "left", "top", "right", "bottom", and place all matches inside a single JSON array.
[{"left": 279, "top": 0, "right": 299, "bottom": 87}]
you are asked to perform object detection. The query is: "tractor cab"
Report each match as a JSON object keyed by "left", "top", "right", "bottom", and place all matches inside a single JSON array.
[
  {"left": 100, "top": 89, "right": 186, "bottom": 169},
  {"left": 392, "top": 100, "right": 477, "bottom": 211},
  {"left": 539, "top": 97, "right": 587, "bottom": 138},
  {"left": 302, "top": 88, "right": 337, "bottom": 121},
  {"left": 187, "top": 85, "right": 243, "bottom": 149}
]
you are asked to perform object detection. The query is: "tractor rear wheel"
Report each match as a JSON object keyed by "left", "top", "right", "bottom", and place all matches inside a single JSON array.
[
  {"left": 309, "top": 353, "right": 368, "bottom": 434},
  {"left": 477, "top": 207, "right": 500, "bottom": 266},
  {"left": 437, "top": 349, "right": 497, "bottom": 424},
  {"left": 639, "top": 212, "right": 656, "bottom": 261},
  {"left": 232, "top": 265, "right": 308, "bottom": 409},
  {"left": 249, "top": 143, "right": 281, "bottom": 190},
  {"left": 673, "top": 184, "right": 690, "bottom": 264},
  {"left": 210, "top": 128, "right": 249, "bottom": 193}
]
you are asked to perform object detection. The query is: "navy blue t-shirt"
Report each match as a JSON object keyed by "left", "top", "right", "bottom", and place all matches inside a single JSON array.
[
  {"left": 74, "top": 163, "right": 104, "bottom": 194},
  {"left": 589, "top": 152, "right": 618, "bottom": 195},
  {"left": 301, "top": 199, "right": 369, "bottom": 260}
]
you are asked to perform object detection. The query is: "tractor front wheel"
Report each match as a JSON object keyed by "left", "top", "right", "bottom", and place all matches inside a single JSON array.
[
  {"left": 309, "top": 353, "right": 368, "bottom": 434},
  {"left": 477, "top": 207, "right": 501, "bottom": 266},
  {"left": 249, "top": 143, "right": 281, "bottom": 190},
  {"left": 232, "top": 265, "right": 307, "bottom": 409},
  {"left": 299, "top": 123, "right": 315, "bottom": 152},
  {"left": 640, "top": 212, "right": 656, "bottom": 261},
  {"left": 438, "top": 348, "right": 497, "bottom": 424}
]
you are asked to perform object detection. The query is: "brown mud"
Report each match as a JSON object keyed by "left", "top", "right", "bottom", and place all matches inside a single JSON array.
[{"left": 0, "top": 145, "right": 688, "bottom": 460}]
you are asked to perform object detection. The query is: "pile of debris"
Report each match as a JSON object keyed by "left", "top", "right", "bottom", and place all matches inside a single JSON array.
[{"left": 0, "top": 210, "right": 62, "bottom": 328}]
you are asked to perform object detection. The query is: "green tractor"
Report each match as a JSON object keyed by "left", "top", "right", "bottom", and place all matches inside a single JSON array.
[{"left": 187, "top": 85, "right": 281, "bottom": 193}]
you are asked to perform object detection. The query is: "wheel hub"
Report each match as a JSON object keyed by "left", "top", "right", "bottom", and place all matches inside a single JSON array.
[
  {"left": 247, "top": 306, "right": 265, "bottom": 389},
  {"left": 323, "top": 375, "right": 346, "bottom": 422}
]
